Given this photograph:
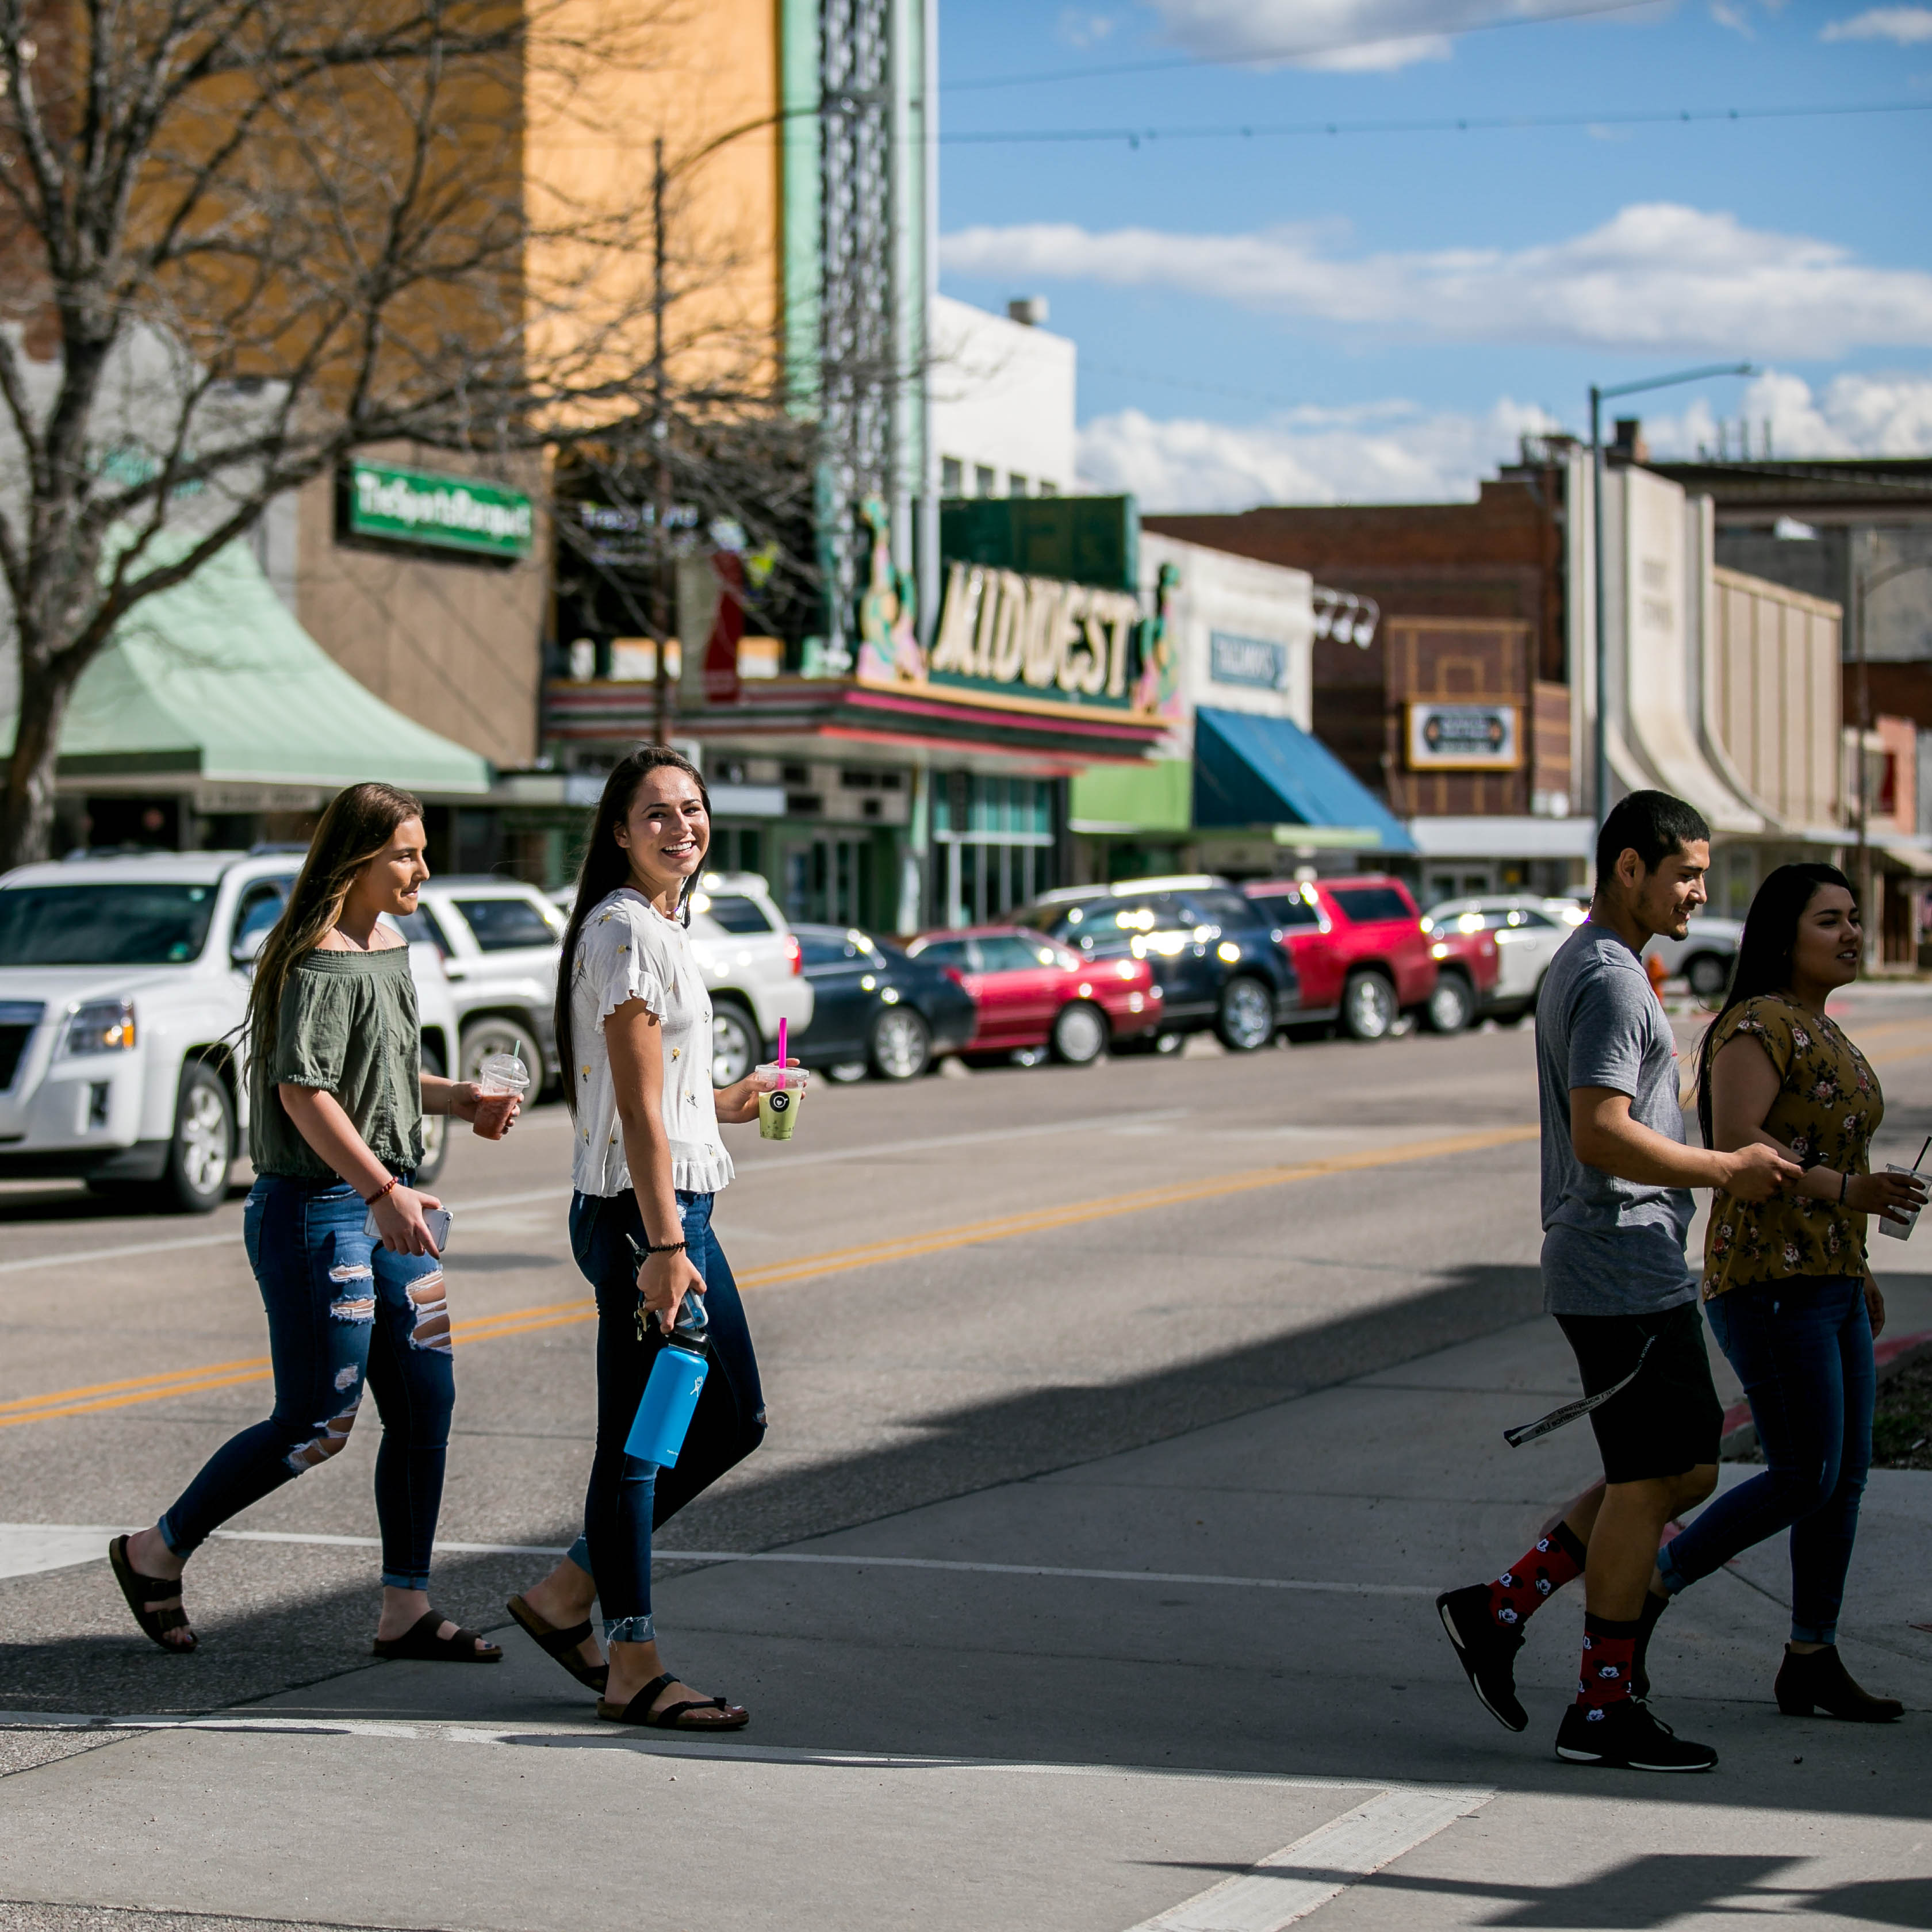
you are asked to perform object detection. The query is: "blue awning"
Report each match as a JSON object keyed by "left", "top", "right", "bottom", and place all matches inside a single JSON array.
[{"left": 1193, "top": 706, "right": 1416, "bottom": 853}]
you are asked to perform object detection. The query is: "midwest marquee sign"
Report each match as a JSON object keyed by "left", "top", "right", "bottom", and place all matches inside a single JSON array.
[
  {"left": 1405, "top": 701, "right": 1521, "bottom": 772},
  {"left": 344, "top": 461, "right": 534, "bottom": 560},
  {"left": 904, "top": 560, "right": 1147, "bottom": 713}
]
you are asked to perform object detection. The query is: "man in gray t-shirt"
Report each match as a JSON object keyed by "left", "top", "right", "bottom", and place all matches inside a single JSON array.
[
  {"left": 1537, "top": 921, "right": 1696, "bottom": 1317},
  {"left": 1436, "top": 790, "right": 1798, "bottom": 1774}
]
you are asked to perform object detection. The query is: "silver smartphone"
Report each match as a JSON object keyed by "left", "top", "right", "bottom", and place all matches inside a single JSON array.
[{"left": 364, "top": 1204, "right": 452, "bottom": 1251}]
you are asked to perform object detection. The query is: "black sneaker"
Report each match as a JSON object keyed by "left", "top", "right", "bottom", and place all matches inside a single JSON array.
[
  {"left": 1555, "top": 1698, "right": 1718, "bottom": 1771},
  {"left": 1437, "top": 1583, "right": 1527, "bottom": 1732}
]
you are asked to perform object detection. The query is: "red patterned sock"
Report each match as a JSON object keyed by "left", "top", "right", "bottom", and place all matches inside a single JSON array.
[
  {"left": 1486, "top": 1520, "right": 1586, "bottom": 1634},
  {"left": 1576, "top": 1613, "right": 1642, "bottom": 1711}
]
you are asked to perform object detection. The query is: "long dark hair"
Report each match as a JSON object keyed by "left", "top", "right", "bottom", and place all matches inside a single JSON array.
[
  {"left": 246, "top": 783, "right": 424, "bottom": 1068},
  {"left": 553, "top": 746, "right": 710, "bottom": 1113},
  {"left": 1694, "top": 861, "right": 1856, "bottom": 1147}
]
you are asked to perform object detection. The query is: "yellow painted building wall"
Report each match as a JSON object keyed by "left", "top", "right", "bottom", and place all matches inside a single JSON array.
[{"left": 523, "top": 0, "right": 784, "bottom": 390}]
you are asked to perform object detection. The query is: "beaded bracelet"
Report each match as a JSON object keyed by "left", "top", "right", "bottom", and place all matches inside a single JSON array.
[
  {"left": 641, "top": 1239, "right": 688, "bottom": 1256},
  {"left": 364, "top": 1174, "right": 400, "bottom": 1208}
]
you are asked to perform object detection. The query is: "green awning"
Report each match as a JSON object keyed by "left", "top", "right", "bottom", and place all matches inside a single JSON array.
[{"left": 3, "top": 535, "right": 491, "bottom": 795}]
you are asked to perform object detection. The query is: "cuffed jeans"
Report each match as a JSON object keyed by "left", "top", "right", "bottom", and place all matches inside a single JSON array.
[
  {"left": 160, "top": 1175, "right": 454, "bottom": 1589},
  {"left": 568, "top": 1189, "right": 766, "bottom": 1644},
  {"left": 1658, "top": 1275, "right": 1874, "bottom": 1644}
]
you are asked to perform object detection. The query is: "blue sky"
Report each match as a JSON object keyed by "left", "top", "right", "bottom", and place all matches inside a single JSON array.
[{"left": 934, "top": 1, "right": 1932, "bottom": 507}]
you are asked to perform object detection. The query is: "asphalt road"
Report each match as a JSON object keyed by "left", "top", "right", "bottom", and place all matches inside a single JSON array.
[{"left": 3, "top": 991, "right": 1931, "bottom": 1931}]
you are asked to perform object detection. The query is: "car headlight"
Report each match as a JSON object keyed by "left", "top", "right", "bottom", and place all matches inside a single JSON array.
[
  {"left": 66, "top": 998, "right": 137, "bottom": 1056},
  {"left": 1216, "top": 941, "right": 1241, "bottom": 964}
]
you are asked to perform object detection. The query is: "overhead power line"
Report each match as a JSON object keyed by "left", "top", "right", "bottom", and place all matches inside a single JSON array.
[
  {"left": 944, "top": 0, "right": 1660, "bottom": 94},
  {"left": 940, "top": 97, "right": 1932, "bottom": 150}
]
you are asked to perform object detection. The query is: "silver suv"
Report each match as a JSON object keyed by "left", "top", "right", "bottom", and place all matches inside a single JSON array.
[{"left": 0, "top": 852, "right": 459, "bottom": 1210}]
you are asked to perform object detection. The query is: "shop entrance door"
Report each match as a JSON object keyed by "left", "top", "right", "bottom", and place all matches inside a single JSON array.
[{"left": 781, "top": 834, "right": 872, "bottom": 929}]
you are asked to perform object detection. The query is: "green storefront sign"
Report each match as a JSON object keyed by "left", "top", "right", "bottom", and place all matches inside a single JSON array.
[{"left": 345, "top": 461, "right": 534, "bottom": 559}]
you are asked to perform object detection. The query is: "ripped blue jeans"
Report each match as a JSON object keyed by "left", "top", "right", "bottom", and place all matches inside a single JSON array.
[{"left": 159, "top": 1175, "right": 454, "bottom": 1589}]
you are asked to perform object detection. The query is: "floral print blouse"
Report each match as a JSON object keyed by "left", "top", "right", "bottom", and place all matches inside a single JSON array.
[{"left": 1704, "top": 994, "right": 1880, "bottom": 1296}]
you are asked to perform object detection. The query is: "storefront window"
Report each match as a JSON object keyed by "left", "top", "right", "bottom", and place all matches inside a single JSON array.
[{"left": 933, "top": 776, "right": 1056, "bottom": 926}]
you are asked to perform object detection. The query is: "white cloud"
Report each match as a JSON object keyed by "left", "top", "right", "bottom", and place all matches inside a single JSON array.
[
  {"left": 1138, "top": 1, "right": 1644, "bottom": 70},
  {"left": 1076, "top": 397, "right": 1563, "bottom": 509},
  {"left": 1644, "top": 370, "right": 1932, "bottom": 459},
  {"left": 940, "top": 204, "right": 1932, "bottom": 359},
  {"left": 1820, "top": 7, "right": 1932, "bottom": 43},
  {"left": 1087, "top": 370, "right": 1932, "bottom": 514},
  {"left": 1057, "top": 7, "right": 1118, "bottom": 46}
]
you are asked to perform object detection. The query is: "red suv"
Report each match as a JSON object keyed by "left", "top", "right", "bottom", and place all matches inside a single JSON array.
[{"left": 1241, "top": 875, "right": 1438, "bottom": 1041}]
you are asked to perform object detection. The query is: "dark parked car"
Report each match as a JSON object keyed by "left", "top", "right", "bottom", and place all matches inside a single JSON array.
[
  {"left": 1017, "top": 876, "right": 1299, "bottom": 1053},
  {"left": 791, "top": 923, "right": 977, "bottom": 1082}
]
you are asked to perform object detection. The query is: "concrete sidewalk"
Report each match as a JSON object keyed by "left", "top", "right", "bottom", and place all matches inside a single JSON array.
[{"left": 3, "top": 1310, "right": 1929, "bottom": 1932}]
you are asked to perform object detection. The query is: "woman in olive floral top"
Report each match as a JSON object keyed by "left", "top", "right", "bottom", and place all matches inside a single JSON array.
[{"left": 1656, "top": 864, "right": 1921, "bottom": 1722}]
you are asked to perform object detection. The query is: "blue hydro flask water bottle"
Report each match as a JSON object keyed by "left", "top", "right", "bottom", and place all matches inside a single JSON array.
[{"left": 624, "top": 1235, "right": 710, "bottom": 1467}]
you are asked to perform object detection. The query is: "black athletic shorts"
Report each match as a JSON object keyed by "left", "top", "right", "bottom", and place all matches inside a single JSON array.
[{"left": 1553, "top": 1301, "right": 1723, "bottom": 1484}]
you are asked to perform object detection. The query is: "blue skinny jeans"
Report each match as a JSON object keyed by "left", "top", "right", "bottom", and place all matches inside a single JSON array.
[
  {"left": 159, "top": 1175, "right": 454, "bottom": 1590},
  {"left": 1658, "top": 1275, "right": 1874, "bottom": 1644},
  {"left": 566, "top": 1189, "right": 766, "bottom": 1644}
]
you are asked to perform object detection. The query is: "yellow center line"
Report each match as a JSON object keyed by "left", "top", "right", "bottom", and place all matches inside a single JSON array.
[{"left": 0, "top": 1124, "right": 1535, "bottom": 1431}]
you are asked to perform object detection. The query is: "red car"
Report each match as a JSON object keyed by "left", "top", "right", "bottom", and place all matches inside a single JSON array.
[
  {"left": 1240, "top": 875, "right": 1440, "bottom": 1041},
  {"left": 905, "top": 926, "right": 1162, "bottom": 1065},
  {"left": 1417, "top": 917, "right": 1502, "bottom": 1034}
]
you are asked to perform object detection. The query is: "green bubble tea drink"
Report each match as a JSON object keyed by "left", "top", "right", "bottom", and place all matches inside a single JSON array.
[{"left": 756, "top": 1064, "right": 807, "bottom": 1141}]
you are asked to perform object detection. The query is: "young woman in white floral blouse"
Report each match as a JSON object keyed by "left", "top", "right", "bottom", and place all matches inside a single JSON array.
[{"left": 1660, "top": 863, "right": 1922, "bottom": 1720}]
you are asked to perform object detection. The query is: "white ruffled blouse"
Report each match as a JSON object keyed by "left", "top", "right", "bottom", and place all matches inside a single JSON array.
[{"left": 569, "top": 888, "right": 734, "bottom": 1198}]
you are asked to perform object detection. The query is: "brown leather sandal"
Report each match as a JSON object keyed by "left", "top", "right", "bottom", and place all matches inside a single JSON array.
[
  {"left": 597, "top": 1670, "right": 747, "bottom": 1729},
  {"left": 505, "top": 1593, "right": 608, "bottom": 1693},
  {"left": 109, "top": 1535, "right": 196, "bottom": 1653},
  {"left": 371, "top": 1609, "right": 502, "bottom": 1662}
]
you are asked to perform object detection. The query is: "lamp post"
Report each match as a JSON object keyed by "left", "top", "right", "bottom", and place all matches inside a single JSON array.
[{"left": 1588, "top": 362, "right": 1755, "bottom": 827}]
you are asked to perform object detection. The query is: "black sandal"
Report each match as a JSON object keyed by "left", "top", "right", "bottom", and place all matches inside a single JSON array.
[
  {"left": 505, "top": 1593, "right": 608, "bottom": 1693},
  {"left": 109, "top": 1535, "right": 197, "bottom": 1653},
  {"left": 371, "top": 1609, "right": 502, "bottom": 1663},
  {"left": 597, "top": 1670, "right": 748, "bottom": 1730}
]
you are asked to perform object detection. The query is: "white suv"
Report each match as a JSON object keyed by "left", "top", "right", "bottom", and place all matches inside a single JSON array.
[
  {"left": 395, "top": 877, "right": 569, "bottom": 1091},
  {"left": 549, "top": 870, "right": 814, "bottom": 1087},
  {"left": 0, "top": 852, "right": 460, "bottom": 1212}
]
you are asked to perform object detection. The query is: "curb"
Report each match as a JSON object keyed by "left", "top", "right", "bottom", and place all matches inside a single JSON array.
[{"left": 1720, "top": 1328, "right": 1932, "bottom": 1460}]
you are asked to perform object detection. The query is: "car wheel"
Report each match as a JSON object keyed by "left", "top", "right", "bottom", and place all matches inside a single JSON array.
[
  {"left": 710, "top": 998, "right": 761, "bottom": 1088},
  {"left": 825, "top": 1060, "right": 869, "bottom": 1084},
  {"left": 1685, "top": 953, "right": 1730, "bottom": 1002},
  {"left": 1049, "top": 1000, "right": 1109, "bottom": 1065},
  {"left": 1424, "top": 972, "right": 1474, "bottom": 1036},
  {"left": 1215, "top": 976, "right": 1274, "bottom": 1052},
  {"left": 460, "top": 1017, "right": 543, "bottom": 1092},
  {"left": 160, "top": 1061, "right": 233, "bottom": 1214},
  {"left": 1340, "top": 970, "right": 1397, "bottom": 1042},
  {"left": 870, "top": 1006, "right": 931, "bottom": 1080},
  {"left": 413, "top": 1039, "right": 450, "bottom": 1187}
]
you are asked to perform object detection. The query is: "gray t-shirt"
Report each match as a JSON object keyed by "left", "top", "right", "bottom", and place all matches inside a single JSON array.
[{"left": 1537, "top": 921, "right": 1696, "bottom": 1316}]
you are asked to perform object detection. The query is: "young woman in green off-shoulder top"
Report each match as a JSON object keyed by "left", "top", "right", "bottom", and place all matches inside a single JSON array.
[{"left": 109, "top": 784, "right": 524, "bottom": 1662}]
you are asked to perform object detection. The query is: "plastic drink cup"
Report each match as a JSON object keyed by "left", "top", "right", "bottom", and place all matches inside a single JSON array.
[
  {"left": 473, "top": 1052, "right": 528, "bottom": 1138},
  {"left": 1880, "top": 1163, "right": 1924, "bottom": 1241},
  {"left": 756, "top": 1063, "right": 806, "bottom": 1141}
]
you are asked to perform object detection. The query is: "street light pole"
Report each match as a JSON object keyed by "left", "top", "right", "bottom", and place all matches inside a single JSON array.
[{"left": 1586, "top": 362, "right": 1755, "bottom": 829}]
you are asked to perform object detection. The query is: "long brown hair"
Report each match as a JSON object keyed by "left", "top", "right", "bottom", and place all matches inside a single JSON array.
[
  {"left": 1693, "top": 861, "right": 1854, "bottom": 1149},
  {"left": 554, "top": 746, "right": 710, "bottom": 1114},
  {"left": 246, "top": 783, "right": 425, "bottom": 1067}
]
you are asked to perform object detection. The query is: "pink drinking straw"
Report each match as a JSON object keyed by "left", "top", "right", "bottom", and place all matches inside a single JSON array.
[{"left": 776, "top": 1018, "right": 788, "bottom": 1078}]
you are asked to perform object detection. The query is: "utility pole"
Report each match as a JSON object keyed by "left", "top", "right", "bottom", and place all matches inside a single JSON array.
[{"left": 651, "top": 134, "right": 674, "bottom": 750}]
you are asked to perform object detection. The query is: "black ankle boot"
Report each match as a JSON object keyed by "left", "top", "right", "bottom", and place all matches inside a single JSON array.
[{"left": 1774, "top": 1644, "right": 1902, "bottom": 1722}]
